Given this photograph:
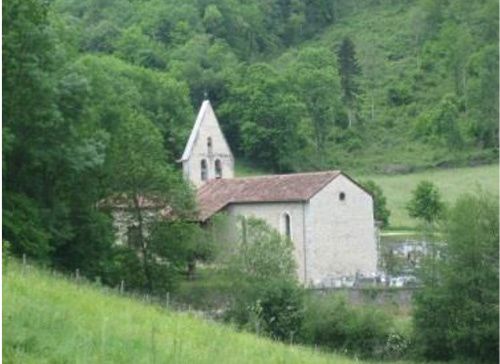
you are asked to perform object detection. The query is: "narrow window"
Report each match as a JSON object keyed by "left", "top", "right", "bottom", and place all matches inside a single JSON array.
[
  {"left": 281, "top": 212, "right": 292, "bottom": 239},
  {"left": 207, "top": 137, "right": 213, "bottom": 154},
  {"left": 201, "top": 159, "right": 208, "bottom": 181},
  {"left": 285, "top": 214, "right": 291, "bottom": 239},
  {"left": 215, "top": 159, "right": 222, "bottom": 179},
  {"left": 339, "top": 192, "right": 346, "bottom": 201}
]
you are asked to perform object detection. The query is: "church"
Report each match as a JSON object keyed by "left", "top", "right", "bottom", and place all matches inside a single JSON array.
[{"left": 180, "top": 100, "right": 378, "bottom": 287}]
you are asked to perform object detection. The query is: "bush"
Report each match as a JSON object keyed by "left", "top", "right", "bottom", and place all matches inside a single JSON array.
[
  {"left": 300, "top": 294, "right": 396, "bottom": 358},
  {"left": 3, "top": 193, "right": 52, "bottom": 261},
  {"left": 258, "top": 280, "right": 304, "bottom": 341}
]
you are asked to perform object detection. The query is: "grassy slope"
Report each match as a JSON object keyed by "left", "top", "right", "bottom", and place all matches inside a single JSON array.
[
  {"left": 275, "top": 2, "right": 438, "bottom": 172},
  {"left": 359, "top": 164, "right": 499, "bottom": 229},
  {"left": 3, "top": 261, "right": 385, "bottom": 364},
  {"left": 274, "top": 2, "right": 497, "bottom": 174}
]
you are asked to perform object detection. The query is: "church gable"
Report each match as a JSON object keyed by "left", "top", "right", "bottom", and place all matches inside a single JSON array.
[{"left": 180, "top": 100, "right": 234, "bottom": 187}]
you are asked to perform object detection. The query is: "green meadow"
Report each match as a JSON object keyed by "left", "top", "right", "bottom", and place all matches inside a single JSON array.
[
  {"left": 4, "top": 261, "right": 410, "bottom": 364},
  {"left": 360, "top": 164, "right": 499, "bottom": 229}
]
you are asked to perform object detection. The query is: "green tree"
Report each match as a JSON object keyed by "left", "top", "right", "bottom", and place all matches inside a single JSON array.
[
  {"left": 286, "top": 47, "right": 343, "bottom": 158},
  {"left": 149, "top": 220, "right": 212, "bottom": 282},
  {"left": 337, "top": 36, "right": 361, "bottom": 128},
  {"left": 414, "top": 94, "right": 464, "bottom": 149},
  {"left": 3, "top": 0, "right": 114, "bottom": 274},
  {"left": 106, "top": 112, "right": 196, "bottom": 293},
  {"left": 224, "top": 217, "right": 303, "bottom": 340},
  {"left": 227, "top": 218, "right": 296, "bottom": 282},
  {"left": 221, "top": 63, "right": 307, "bottom": 172},
  {"left": 361, "top": 180, "right": 390, "bottom": 228},
  {"left": 466, "top": 44, "right": 499, "bottom": 148},
  {"left": 413, "top": 192, "right": 499, "bottom": 361},
  {"left": 407, "top": 181, "right": 445, "bottom": 224}
]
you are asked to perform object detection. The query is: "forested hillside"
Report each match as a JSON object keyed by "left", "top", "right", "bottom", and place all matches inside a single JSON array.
[{"left": 3, "top": 0, "right": 498, "bottom": 286}]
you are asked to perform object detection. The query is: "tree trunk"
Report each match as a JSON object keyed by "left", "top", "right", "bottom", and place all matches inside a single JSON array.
[
  {"left": 187, "top": 260, "right": 196, "bottom": 280},
  {"left": 134, "top": 194, "right": 153, "bottom": 293}
]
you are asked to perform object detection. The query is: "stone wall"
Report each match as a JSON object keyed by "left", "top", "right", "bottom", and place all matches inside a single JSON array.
[{"left": 308, "top": 175, "right": 377, "bottom": 286}]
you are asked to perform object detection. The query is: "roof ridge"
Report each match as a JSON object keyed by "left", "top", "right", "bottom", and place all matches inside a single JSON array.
[{"left": 229, "top": 170, "right": 341, "bottom": 181}]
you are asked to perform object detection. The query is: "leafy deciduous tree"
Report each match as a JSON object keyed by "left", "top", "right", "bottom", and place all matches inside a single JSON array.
[
  {"left": 106, "top": 112, "right": 196, "bottom": 293},
  {"left": 407, "top": 181, "right": 445, "bottom": 224},
  {"left": 361, "top": 180, "right": 390, "bottom": 228},
  {"left": 413, "top": 192, "right": 499, "bottom": 362}
]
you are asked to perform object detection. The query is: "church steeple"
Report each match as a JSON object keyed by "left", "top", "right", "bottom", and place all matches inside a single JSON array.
[{"left": 179, "top": 100, "right": 234, "bottom": 187}]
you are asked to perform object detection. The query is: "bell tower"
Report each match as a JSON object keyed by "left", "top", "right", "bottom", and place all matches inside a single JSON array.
[{"left": 179, "top": 100, "right": 234, "bottom": 187}]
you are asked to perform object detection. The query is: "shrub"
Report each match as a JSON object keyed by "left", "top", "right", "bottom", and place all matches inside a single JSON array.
[
  {"left": 300, "top": 294, "right": 395, "bottom": 358},
  {"left": 383, "top": 330, "right": 412, "bottom": 360},
  {"left": 255, "top": 279, "right": 304, "bottom": 341},
  {"left": 2, "top": 193, "right": 52, "bottom": 261}
]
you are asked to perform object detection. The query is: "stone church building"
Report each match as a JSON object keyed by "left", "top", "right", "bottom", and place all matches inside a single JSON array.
[{"left": 180, "top": 100, "right": 378, "bottom": 287}]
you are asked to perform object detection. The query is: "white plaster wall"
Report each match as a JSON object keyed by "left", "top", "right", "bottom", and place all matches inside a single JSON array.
[
  {"left": 225, "top": 202, "right": 307, "bottom": 283},
  {"left": 308, "top": 175, "right": 377, "bottom": 285},
  {"left": 184, "top": 106, "right": 234, "bottom": 187}
]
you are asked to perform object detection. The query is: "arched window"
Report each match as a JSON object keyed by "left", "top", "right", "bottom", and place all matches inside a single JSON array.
[
  {"left": 201, "top": 159, "right": 208, "bottom": 181},
  {"left": 339, "top": 192, "right": 346, "bottom": 201},
  {"left": 281, "top": 212, "right": 292, "bottom": 239},
  {"left": 215, "top": 159, "right": 222, "bottom": 179},
  {"left": 207, "top": 137, "right": 213, "bottom": 154}
]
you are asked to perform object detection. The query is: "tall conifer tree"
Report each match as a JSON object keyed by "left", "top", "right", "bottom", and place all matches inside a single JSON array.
[{"left": 337, "top": 37, "right": 361, "bottom": 127}]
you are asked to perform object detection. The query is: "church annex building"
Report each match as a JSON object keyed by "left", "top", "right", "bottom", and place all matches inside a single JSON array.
[{"left": 180, "top": 100, "right": 378, "bottom": 287}]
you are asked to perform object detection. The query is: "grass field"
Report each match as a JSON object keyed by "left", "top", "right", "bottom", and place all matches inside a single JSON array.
[
  {"left": 4, "top": 261, "right": 412, "bottom": 364},
  {"left": 359, "top": 164, "right": 499, "bottom": 229}
]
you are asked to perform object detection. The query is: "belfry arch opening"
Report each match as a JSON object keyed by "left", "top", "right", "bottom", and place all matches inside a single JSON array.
[{"left": 215, "top": 159, "right": 222, "bottom": 179}]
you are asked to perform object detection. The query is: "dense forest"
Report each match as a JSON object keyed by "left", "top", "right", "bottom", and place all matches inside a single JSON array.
[{"left": 3, "top": 0, "right": 498, "bottom": 285}]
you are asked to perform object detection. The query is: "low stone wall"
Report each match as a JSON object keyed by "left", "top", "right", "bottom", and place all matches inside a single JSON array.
[{"left": 311, "top": 287, "right": 417, "bottom": 307}]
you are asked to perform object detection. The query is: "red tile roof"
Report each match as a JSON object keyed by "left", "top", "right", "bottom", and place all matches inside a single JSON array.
[{"left": 196, "top": 171, "right": 341, "bottom": 221}]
